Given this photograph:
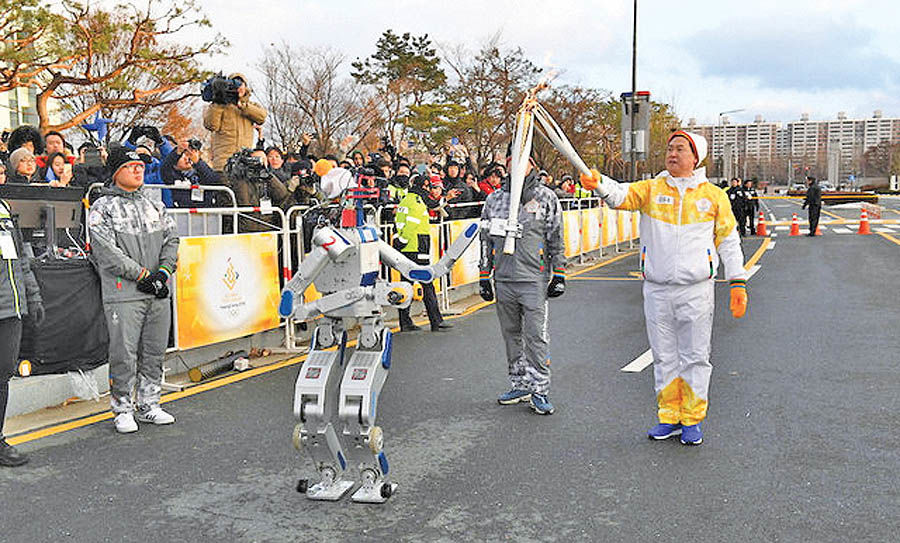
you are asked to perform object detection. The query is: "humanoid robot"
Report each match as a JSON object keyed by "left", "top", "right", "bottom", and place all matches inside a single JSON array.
[{"left": 278, "top": 180, "right": 478, "bottom": 503}]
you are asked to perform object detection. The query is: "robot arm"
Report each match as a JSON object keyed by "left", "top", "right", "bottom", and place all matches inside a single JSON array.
[
  {"left": 279, "top": 226, "right": 355, "bottom": 318},
  {"left": 377, "top": 222, "right": 480, "bottom": 282}
]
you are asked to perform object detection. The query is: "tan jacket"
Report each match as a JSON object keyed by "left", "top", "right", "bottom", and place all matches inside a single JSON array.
[{"left": 202, "top": 74, "right": 267, "bottom": 170}]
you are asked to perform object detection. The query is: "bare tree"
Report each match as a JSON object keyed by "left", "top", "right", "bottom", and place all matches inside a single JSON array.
[
  {"left": 259, "top": 43, "right": 381, "bottom": 156},
  {"left": 440, "top": 35, "right": 542, "bottom": 168}
]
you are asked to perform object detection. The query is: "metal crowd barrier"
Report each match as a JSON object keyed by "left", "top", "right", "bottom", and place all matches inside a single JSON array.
[
  {"left": 84, "top": 186, "right": 638, "bottom": 354},
  {"left": 85, "top": 182, "right": 240, "bottom": 241}
]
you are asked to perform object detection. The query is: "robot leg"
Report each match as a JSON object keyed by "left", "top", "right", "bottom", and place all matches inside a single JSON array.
[
  {"left": 338, "top": 320, "right": 397, "bottom": 503},
  {"left": 292, "top": 319, "right": 355, "bottom": 500}
]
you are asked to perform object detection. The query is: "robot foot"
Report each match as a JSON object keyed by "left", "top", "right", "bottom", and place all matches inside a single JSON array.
[
  {"left": 351, "top": 480, "right": 397, "bottom": 504},
  {"left": 298, "top": 477, "right": 355, "bottom": 501}
]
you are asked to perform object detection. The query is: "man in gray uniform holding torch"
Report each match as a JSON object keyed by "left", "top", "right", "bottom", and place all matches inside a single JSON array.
[{"left": 479, "top": 153, "right": 565, "bottom": 415}]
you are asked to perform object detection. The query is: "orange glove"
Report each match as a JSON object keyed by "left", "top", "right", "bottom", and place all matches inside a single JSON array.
[
  {"left": 729, "top": 280, "right": 747, "bottom": 318},
  {"left": 579, "top": 168, "right": 601, "bottom": 192}
]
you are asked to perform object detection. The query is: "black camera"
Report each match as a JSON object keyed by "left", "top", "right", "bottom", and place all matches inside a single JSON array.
[
  {"left": 83, "top": 146, "right": 103, "bottom": 168},
  {"left": 201, "top": 73, "right": 242, "bottom": 105},
  {"left": 378, "top": 136, "right": 396, "bottom": 158},
  {"left": 225, "top": 149, "right": 271, "bottom": 183},
  {"left": 188, "top": 139, "right": 202, "bottom": 151}
]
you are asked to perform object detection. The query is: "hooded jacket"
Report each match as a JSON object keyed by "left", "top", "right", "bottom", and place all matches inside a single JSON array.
[
  {"left": 88, "top": 184, "right": 179, "bottom": 302},
  {"left": 202, "top": 73, "right": 268, "bottom": 170},
  {"left": 479, "top": 170, "right": 565, "bottom": 282},
  {"left": 0, "top": 200, "right": 42, "bottom": 320}
]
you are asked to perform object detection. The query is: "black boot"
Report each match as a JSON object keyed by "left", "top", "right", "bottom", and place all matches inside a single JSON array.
[{"left": 0, "top": 439, "right": 28, "bottom": 467}]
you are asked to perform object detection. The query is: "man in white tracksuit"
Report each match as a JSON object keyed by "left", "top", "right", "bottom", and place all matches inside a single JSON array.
[{"left": 581, "top": 131, "right": 748, "bottom": 445}]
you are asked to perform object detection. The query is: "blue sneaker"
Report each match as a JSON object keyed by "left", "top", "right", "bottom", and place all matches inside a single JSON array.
[
  {"left": 529, "top": 393, "right": 555, "bottom": 415},
  {"left": 648, "top": 423, "right": 682, "bottom": 440},
  {"left": 497, "top": 389, "right": 531, "bottom": 405},
  {"left": 680, "top": 423, "right": 703, "bottom": 445}
]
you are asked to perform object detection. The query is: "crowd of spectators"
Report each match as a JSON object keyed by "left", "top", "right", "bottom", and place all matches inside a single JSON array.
[{"left": 0, "top": 73, "right": 602, "bottom": 251}]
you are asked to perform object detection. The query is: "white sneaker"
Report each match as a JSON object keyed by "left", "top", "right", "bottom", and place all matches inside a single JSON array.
[
  {"left": 136, "top": 406, "right": 175, "bottom": 425},
  {"left": 114, "top": 413, "right": 138, "bottom": 434}
]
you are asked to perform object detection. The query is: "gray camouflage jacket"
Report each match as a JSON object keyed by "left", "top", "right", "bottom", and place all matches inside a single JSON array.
[
  {"left": 479, "top": 172, "right": 564, "bottom": 282},
  {"left": 0, "top": 200, "right": 42, "bottom": 320},
  {"left": 88, "top": 185, "right": 179, "bottom": 303}
]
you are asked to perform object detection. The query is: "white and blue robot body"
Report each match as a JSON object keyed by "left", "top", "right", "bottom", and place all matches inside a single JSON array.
[{"left": 281, "top": 204, "right": 480, "bottom": 503}]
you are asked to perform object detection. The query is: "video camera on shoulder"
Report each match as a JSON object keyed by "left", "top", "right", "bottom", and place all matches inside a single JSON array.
[
  {"left": 201, "top": 73, "right": 242, "bottom": 105},
  {"left": 225, "top": 149, "right": 271, "bottom": 183}
]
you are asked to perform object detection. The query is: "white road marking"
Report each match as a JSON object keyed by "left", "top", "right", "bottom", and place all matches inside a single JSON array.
[
  {"left": 832, "top": 227, "right": 853, "bottom": 234},
  {"left": 766, "top": 241, "right": 776, "bottom": 249},
  {"left": 875, "top": 228, "right": 894, "bottom": 233},
  {"left": 769, "top": 213, "right": 776, "bottom": 222},
  {"left": 771, "top": 233, "right": 778, "bottom": 237},
  {"left": 775, "top": 226, "right": 788, "bottom": 231},
  {"left": 747, "top": 265, "right": 761, "bottom": 279},
  {"left": 621, "top": 349, "right": 653, "bottom": 373}
]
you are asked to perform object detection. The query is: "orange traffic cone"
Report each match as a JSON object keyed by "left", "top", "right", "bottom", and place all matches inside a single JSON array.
[
  {"left": 789, "top": 213, "right": 800, "bottom": 236},
  {"left": 814, "top": 224, "right": 822, "bottom": 236},
  {"left": 756, "top": 211, "right": 767, "bottom": 236},
  {"left": 858, "top": 208, "right": 871, "bottom": 235}
]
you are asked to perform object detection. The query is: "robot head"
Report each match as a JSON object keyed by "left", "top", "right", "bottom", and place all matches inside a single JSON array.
[{"left": 340, "top": 167, "right": 381, "bottom": 227}]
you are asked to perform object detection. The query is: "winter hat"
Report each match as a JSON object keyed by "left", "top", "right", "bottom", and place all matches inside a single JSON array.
[
  {"left": 106, "top": 145, "right": 143, "bottom": 177},
  {"left": 8, "top": 147, "right": 34, "bottom": 173},
  {"left": 668, "top": 130, "right": 708, "bottom": 167},
  {"left": 313, "top": 158, "right": 334, "bottom": 177}
]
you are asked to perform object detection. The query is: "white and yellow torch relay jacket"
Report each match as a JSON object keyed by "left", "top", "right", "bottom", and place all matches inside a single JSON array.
[{"left": 598, "top": 171, "right": 747, "bottom": 285}]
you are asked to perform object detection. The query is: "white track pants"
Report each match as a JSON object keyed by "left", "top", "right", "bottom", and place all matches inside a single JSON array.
[{"left": 642, "top": 280, "right": 714, "bottom": 425}]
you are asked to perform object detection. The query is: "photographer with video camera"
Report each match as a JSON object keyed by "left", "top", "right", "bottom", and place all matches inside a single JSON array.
[
  {"left": 226, "top": 148, "right": 291, "bottom": 232},
  {"left": 161, "top": 138, "right": 222, "bottom": 208},
  {"left": 202, "top": 73, "right": 267, "bottom": 171}
]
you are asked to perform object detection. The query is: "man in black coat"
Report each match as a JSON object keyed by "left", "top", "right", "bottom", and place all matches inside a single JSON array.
[
  {"left": 802, "top": 176, "right": 822, "bottom": 237},
  {"left": 726, "top": 178, "right": 747, "bottom": 237}
]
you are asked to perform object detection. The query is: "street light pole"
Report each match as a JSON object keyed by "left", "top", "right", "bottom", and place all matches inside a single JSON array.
[
  {"left": 629, "top": 0, "right": 638, "bottom": 182},
  {"left": 717, "top": 108, "right": 744, "bottom": 179}
]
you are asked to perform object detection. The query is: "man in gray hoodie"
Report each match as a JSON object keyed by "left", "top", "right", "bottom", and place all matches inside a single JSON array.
[
  {"left": 479, "top": 156, "right": 565, "bottom": 415},
  {"left": 88, "top": 146, "right": 179, "bottom": 433}
]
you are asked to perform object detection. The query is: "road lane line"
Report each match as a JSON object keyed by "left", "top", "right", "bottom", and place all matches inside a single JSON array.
[
  {"left": 744, "top": 237, "right": 771, "bottom": 270},
  {"left": 766, "top": 241, "right": 776, "bottom": 249},
  {"left": 621, "top": 349, "right": 653, "bottom": 373},
  {"left": 877, "top": 232, "right": 900, "bottom": 246},
  {"left": 747, "top": 265, "right": 761, "bottom": 279},
  {"left": 569, "top": 251, "right": 638, "bottom": 278}
]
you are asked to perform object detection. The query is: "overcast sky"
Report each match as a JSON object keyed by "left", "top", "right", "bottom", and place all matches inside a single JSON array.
[{"left": 197, "top": 0, "right": 900, "bottom": 125}]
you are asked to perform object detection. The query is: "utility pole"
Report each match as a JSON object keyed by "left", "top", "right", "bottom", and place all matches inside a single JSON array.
[{"left": 629, "top": 0, "right": 637, "bottom": 182}]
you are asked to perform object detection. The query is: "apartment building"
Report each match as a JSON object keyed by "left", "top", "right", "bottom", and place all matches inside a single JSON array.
[{"left": 684, "top": 111, "right": 900, "bottom": 183}]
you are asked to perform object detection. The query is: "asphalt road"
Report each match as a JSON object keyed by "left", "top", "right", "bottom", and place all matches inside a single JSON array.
[{"left": 2, "top": 233, "right": 899, "bottom": 542}]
